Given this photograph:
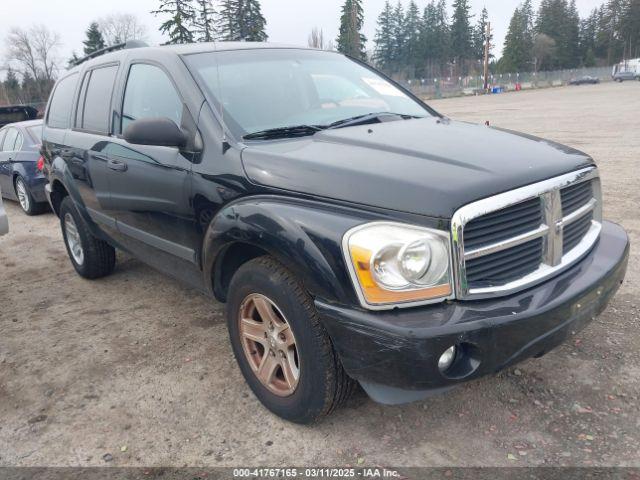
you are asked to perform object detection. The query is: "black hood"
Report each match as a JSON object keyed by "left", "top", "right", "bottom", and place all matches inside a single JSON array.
[{"left": 241, "top": 117, "right": 594, "bottom": 219}]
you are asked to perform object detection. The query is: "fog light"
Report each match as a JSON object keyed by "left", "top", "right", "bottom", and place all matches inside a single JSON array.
[{"left": 438, "top": 346, "right": 457, "bottom": 372}]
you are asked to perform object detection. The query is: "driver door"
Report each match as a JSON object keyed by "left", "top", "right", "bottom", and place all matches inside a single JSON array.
[{"left": 107, "top": 62, "right": 198, "bottom": 265}]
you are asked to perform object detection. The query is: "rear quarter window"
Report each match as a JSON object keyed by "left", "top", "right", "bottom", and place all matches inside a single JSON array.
[
  {"left": 77, "top": 64, "right": 119, "bottom": 134},
  {"left": 47, "top": 73, "right": 79, "bottom": 129}
]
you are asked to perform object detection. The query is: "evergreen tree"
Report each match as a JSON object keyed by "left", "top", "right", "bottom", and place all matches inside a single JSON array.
[
  {"left": 83, "top": 22, "right": 106, "bottom": 55},
  {"left": 153, "top": 0, "right": 196, "bottom": 44},
  {"left": 20, "top": 72, "right": 39, "bottom": 104},
  {"left": 565, "top": 0, "right": 581, "bottom": 68},
  {"left": 244, "top": 0, "right": 268, "bottom": 41},
  {"left": 217, "top": 0, "right": 242, "bottom": 40},
  {"left": 621, "top": 0, "right": 640, "bottom": 59},
  {"left": 67, "top": 52, "right": 81, "bottom": 69},
  {"left": 3, "top": 68, "right": 21, "bottom": 104},
  {"left": 193, "top": 0, "right": 216, "bottom": 42},
  {"left": 500, "top": 3, "right": 534, "bottom": 73},
  {"left": 473, "top": 7, "right": 492, "bottom": 61},
  {"left": 404, "top": 0, "right": 423, "bottom": 75},
  {"left": 450, "top": 0, "right": 474, "bottom": 73},
  {"left": 520, "top": 0, "right": 536, "bottom": 42},
  {"left": 217, "top": 0, "right": 268, "bottom": 42},
  {"left": 373, "top": 1, "right": 395, "bottom": 72},
  {"left": 536, "top": 0, "right": 580, "bottom": 69},
  {"left": 420, "top": 0, "right": 450, "bottom": 78},
  {"left": 336, "top": 0, "right": 367, "bottom": 60},
  {"left": 391, "top": 1, "right": 407, "bottom": 70},
  {"left": 579, "top": 9, "right": 599, "bottom": 65}
]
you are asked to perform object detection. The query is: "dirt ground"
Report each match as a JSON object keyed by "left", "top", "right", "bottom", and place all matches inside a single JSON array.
[{"left": 1, "top": 81, "right": 639, "bottom": 468}]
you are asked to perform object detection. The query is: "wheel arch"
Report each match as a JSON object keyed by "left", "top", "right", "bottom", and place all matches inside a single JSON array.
[
  {"left": 203, "top": 196, "right": 366, "bottom": 306},
  {"left": 11, "top": 164, "right": 29, "bottom": 191},
  {"left": 49, "top": 178, "right": 70, "bottom": 217}
]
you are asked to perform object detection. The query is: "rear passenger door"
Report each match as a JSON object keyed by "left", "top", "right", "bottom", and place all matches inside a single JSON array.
[
  {"left": 106, "top": 62, "right": 197, "bottom": 264},
  {"left": 66, "top": 63, "right": 120, "bottom": 230}
]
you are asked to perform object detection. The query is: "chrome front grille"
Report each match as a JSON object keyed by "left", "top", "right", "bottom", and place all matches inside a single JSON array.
[
  {"left": 465, "top": 237, "right": 543, "bottom": 287},
  {"left": 563, "top": 211, "right": 594, "bottom": 253},
  {"left": 452, "top": 167, "right": 602, "bottom": 299},
  {"left": 561, "top": 180, "right": 593, "bottom": 216},
  {"left": 464, "top": 197, "right": 543, "bottom": 250}
]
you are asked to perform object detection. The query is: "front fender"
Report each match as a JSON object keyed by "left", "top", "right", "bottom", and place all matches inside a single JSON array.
[{"left": 203, "top": 196, "right": 384, "bottom": 305}]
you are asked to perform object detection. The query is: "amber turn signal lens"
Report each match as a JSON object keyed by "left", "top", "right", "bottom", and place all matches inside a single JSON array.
[{"left": 349, "top": 244, "right": 451, "bottom": 305}]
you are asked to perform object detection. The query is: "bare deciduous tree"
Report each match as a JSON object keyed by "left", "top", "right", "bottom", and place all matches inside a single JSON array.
[
  {"left": 5, "top": 25, "right": 61, "bottom": 100},
  {"left": 308, "top": 27, "right": 334, "bottom": 51},
  {"left": 533, "top": 33, "right": 556, "bottom": 74},
  {"left": 6, "top": 27, "right": 40, "bottom": 81},
  {"left": 98, "top": 13, "right": 148, "bottom": 46},
  {"left": 32, "top": 28, "right": 61, "bottom": 82}
]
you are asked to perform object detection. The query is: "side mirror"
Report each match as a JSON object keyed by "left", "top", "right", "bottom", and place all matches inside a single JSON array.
[{"left": 123, "top": 117, "right": 188, "bottom": 148}]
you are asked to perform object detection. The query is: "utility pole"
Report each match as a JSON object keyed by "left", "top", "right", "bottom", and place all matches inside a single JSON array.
[{"left": 483, "top": 22, "right": 491, "bottom": 92}]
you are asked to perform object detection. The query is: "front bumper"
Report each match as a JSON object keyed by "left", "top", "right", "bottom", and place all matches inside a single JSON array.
[{"left": 317, "top": 221, "right": 629, "bottom": 405}]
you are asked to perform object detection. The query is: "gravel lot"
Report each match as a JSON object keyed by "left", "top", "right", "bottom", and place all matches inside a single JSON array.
[{"left": 1, "top": 81, "right": 638, "bottom": 468}]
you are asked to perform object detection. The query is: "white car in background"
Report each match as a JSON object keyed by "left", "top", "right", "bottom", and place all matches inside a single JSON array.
[{"left": 0, "top": 187, "right": 8, "bottom": 235}]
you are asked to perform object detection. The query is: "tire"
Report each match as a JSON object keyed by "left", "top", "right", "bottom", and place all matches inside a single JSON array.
[
  {"left": 14, "top": 176, "right": 46, "bottom": 216},
  {"left": 226, "top": 256, "right": 356, "bottom": 424},
  {"left": 59, "top": 196, "right": 116, "bottom": 279}
]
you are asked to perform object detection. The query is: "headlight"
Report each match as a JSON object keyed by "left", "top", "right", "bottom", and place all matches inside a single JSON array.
[{"left": 343, "top": 222, "right": 453, "bottom": 309}]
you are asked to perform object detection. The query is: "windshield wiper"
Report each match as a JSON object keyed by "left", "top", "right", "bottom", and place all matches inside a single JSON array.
[
  {"left": 326, "top": 112, "right": 424, "bottom": 130},
  {"left": 242, "top": 113, "right": 425, "bottom": 140},
  {"left": 243, "top": 125, "right": 323, "bottom": 141}
]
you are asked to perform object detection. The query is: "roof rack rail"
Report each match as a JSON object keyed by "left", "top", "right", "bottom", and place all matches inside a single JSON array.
[{"left": 71, "top": 40, "right": 148, "bottom": 67}]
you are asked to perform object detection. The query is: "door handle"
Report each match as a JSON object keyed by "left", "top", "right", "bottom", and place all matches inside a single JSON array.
[
  {"left": 107, "top": 159, "right": 128, "bottom": 172},
  {"left": 93, "top": 153, "right": 108, "bottom": 162}
]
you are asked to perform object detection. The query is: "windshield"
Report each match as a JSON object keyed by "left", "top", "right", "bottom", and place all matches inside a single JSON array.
[{"left": 184, "top": 49, "right": 433, "bottom": 139}]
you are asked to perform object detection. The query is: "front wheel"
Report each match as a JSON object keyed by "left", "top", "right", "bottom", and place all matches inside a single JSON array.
[
  {"left": 60, "top": 196, "right": 116, "bottom": 279},
  {"left": 226, "top": 256, "right": 356, "bottom": 424}
]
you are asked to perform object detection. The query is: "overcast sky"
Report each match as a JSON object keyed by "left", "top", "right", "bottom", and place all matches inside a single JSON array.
[{"left": 0, "top": 0, "right": 603, "bottom": 76}]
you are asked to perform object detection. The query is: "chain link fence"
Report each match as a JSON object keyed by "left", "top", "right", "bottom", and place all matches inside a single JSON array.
[{"left": 403, "top": 65, "right": 616, "bottom": 100}]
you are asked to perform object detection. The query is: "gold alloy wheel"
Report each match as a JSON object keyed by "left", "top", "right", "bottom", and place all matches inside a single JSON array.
[{"left": 238, "top": 293, "right": 300, "bottom": 397}]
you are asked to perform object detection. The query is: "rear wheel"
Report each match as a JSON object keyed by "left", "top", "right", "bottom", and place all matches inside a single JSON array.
[
  {"left": 226, "top": 256, "right": 356, "bottom": 424},
  {"left": 60, "top": 197, "right": 116, "bottom": 279},
  {"left": 14, "top": 176, "right": 46, "bottom": 216}
]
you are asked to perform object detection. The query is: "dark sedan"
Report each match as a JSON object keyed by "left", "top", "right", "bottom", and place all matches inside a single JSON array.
[
  {"left": 569, "top": 76, "right": 600, "bottom": 85},
  {"left": 0, "top": 119, "right": 48, "bottom": 215}
]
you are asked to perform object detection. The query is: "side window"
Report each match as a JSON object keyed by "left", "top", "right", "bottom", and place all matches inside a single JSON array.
[
  {"left": 1, "top": 128, "right": 20, "bottom": 152},
  {"left": 77, "top": 64, "right": 119, "bottom": 134},
  {"left": 47, "top": 73, "right": 79, "bottom": 129},
  {"left": 121, "top": 64, "right": 182, "bottom": 132}
]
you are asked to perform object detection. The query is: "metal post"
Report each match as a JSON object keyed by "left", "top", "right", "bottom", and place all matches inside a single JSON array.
[{"left": 483, "top": 22, "right": 491, "bottom": 92}]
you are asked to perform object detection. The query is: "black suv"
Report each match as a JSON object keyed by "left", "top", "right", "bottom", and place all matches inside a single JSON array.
[{"left": 43, "top": 42, "right": 629, "bottom": 424}]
